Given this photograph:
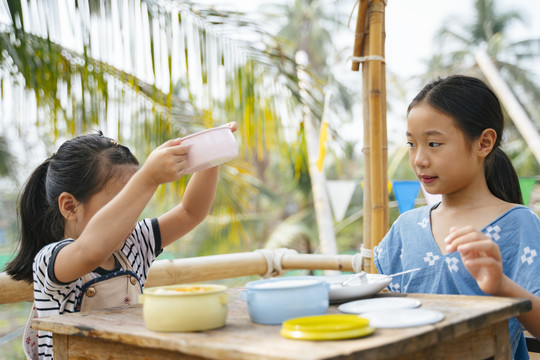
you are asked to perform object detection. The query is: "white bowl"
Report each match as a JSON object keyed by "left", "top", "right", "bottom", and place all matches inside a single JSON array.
[
  {"left": 181, "top": 125, "right": 238, "bottom": 173},
  {"left": 322, "top": 274, "right": 391, "bottom": 302}
]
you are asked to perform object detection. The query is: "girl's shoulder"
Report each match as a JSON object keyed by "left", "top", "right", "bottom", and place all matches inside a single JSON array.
[
  {"left": 484, "top": 206, "right": 540, "bottom": 240},
  {"left": 393, "top": 204, "right": 436, "bottom": 225},
  {"left": 35, "top": 239, "right": 74, "bottom": 262},
  {"left": 493, "top": 205, "right": 539, "bottom": 224}
]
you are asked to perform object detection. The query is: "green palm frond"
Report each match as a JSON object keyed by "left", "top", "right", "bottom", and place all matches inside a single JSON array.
[
  {"left": 0, "top": 0, "right": 330, "bottom": 256},
  {"left": 0, "top": 136, "right": 14, "bottom": 177}
]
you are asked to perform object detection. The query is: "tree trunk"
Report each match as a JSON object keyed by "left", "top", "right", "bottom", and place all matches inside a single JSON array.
[{"left": 295, "top": 51, "right": 338, "bottom": 260}]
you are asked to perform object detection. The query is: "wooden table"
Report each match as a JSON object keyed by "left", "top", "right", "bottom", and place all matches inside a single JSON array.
[{"left": 32, "top": 290, "right": 531, "bottom": 360}]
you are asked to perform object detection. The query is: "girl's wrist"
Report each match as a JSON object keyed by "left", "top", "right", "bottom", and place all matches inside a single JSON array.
[{"left": 496, "top": 274, "right": 519, "bottom": 298}]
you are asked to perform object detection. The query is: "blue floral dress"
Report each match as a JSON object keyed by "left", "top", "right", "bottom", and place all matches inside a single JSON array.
[{"left": 374, "top": 204, "right": 540, "bottom": 360}]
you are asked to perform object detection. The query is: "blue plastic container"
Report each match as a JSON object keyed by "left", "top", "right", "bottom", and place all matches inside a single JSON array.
[{"left": 241, "top": 276, "right": 330, "bottom": 325}]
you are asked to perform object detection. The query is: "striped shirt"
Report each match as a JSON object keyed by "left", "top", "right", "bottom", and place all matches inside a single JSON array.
[{"left": 32, "top": 218, "right": 162, "bottom": 359}]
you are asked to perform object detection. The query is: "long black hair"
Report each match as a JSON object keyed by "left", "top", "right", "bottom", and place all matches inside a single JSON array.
[
  {"left": 407, "top": 75, "right": 523, "bottom": 204},
  {"left": 5, "top": 132, "right": 139, "bottom": 283}
]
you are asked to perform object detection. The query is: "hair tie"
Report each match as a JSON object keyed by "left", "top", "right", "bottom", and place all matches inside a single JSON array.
[{"left": 110, "top": 139, "right": 119, "bottom": 146}]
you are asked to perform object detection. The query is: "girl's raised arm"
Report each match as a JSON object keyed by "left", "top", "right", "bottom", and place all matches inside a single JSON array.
[
  {"left": 53, "top": 139, "right": 189, "bottom": 283},
  {"left": 158, "top": 122, "right": 237, "bottom": 248}
]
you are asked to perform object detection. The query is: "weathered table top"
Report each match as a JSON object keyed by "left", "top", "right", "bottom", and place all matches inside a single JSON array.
[{"left": 33, "top": 289, "right": 531, "bottom": 360}]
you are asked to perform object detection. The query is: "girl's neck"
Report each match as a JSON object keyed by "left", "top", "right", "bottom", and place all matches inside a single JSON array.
[{"left": 438, "top": 174, "right": 498, "bottom": 210}]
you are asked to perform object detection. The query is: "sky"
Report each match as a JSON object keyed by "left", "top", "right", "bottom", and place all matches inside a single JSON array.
[
  {"left": 194, "top": 0, "right": 540, "bottom": 149},
  {"left": 195, "top": 0, "right": 540, "bottom": 80}
]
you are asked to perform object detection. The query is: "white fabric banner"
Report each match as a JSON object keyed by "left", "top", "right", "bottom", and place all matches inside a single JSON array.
[{"left": 326, "top": 180, "right": 357, "bottom": 222}]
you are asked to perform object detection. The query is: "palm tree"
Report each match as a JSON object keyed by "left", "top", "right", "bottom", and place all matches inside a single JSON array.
[
  {"left": 253, "top": 0, "right": 365, "bottom": 256},
  {"left": 0, "top": 136, "right": 13, "bottom": 177},
  {"left": 0, "top": 0, "right": 325, "bottom": 255},
  {"left": 422, "top": 0, "right": 540, "bottom": 175}
]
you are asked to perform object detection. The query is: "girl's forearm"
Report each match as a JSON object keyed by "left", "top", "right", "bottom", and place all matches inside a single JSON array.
[
  {"left": 181, "top": 166, "right": 219, "bottom": 221},
  {"left": 82, "top": 171, "right": 158, "bottom": 255},
  {"left": 498, "top": 276, "right": 540, "bottom": 339},
  {"left": 54, "top": 170, "right": 159, "bottom": 282},
  {"left": 157, "top": 167, "right": 219, "bottom": 248}
]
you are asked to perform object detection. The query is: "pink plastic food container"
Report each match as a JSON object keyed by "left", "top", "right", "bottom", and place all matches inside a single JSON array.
[{"left": 181, "top": 125, "right": 239, "bottom": 173}]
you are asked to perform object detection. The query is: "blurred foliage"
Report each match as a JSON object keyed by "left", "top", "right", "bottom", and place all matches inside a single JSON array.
[{"left": 423, "top": 0, "right": 540, "bottom": 176}]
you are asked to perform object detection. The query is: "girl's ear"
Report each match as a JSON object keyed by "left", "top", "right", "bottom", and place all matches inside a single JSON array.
[
  {"left": 476, "top": 128, "right": 497, "bottom": 158},
  {"left": 58, "top": 192, "right": 80, "bottom": 221}
]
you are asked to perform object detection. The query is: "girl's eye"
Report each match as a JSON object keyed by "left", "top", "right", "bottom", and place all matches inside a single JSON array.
[
  {"left": 406, "top": 141, "right": 415, "bottom": 148},
  {"left": 429, "top": 142, "right": 441, "bottom": 148}
]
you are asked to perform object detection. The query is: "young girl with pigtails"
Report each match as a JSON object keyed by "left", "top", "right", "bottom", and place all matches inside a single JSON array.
[{"left": 6, "top": 123, "right": 237, "bottom": 359}]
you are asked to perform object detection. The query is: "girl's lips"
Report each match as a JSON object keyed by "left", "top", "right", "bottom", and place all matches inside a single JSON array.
[{"left": 419, "top": 175, "right": 437, "bottom": 184}]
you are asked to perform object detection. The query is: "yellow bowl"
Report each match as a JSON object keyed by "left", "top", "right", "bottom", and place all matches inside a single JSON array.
[
  {"left": 140, "top": 284, "right": 229, "bottom": 332},
  {"left": 281, "top": 314, "right": 374, "bottom": 340}
]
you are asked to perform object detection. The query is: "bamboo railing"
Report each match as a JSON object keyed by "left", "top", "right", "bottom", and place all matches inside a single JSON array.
[{"left": 0, "top": 250, "right": 361, "bottom": 305}]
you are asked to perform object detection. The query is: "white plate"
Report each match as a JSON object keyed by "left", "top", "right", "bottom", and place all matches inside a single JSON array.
[
  {"left": 362, "top": 308, "right": 445, "bottom": 328},
  {"left": 338, "top": 297, "right": 421, "bottom": 314},
  {"left": 323, "top": 274, "right": 392, "bottom": 302}
]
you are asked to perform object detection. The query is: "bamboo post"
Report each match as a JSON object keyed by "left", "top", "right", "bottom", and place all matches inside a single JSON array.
[
  {"left": 351, "top": 0, "right": 369, "bottom": 72},
  {"left": 352, "top": 0, "right": 373, "bottom": 273},
  {"left": 367, "top": 0, "right": 388, "bottom": 270},
  {"left": 362, "top": 61, "right": 372, "bottom": 273},
  {"left": 352, "top": 0, "right": 388, "bottom": 273},
  {"left": 380, "top": 5, "right": 389, "bottom": 243},
  {"left": 0, "top": 252, "right": 359, "bottom": 304}
]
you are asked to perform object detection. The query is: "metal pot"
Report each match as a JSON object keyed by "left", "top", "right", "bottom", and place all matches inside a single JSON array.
[
  {"left": 140, "top": 284, "right": 229, "bottom": 332},
  {"left": 242, "top": 276, "right": 329, "bottom": 325}
]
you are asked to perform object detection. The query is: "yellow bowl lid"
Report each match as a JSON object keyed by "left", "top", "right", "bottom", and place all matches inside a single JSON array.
[{"left": 280, "top": 314, "right": 374, "bottom": 340}]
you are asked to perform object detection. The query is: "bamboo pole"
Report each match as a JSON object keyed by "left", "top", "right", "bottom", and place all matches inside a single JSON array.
[
  {"left": 280, "top": 254, "right": 355, "bottom": 272},
  {"left": 145, "top": 252, "right": 267, "bottom": 287},
  {"left": 361, "top": 28, "right": 372, "bottom": 273},
  {"left": 0, "top": 252, "right": 358, "bottom": 304},
  {"left": 352, "top": 0, "right": 373, "bottom": 273},
  {"left": 351, "top": 0, "right": 388, "bottom": 273},
  {"left": 351, "top": 0, "right": 369, "bottom": 71},
  {"left": 380, "top": 6, "right": 389, "bottom": 241},
  {"left": 367, "top": 0, "right": 388, "bottom": 269},
  {"left": 0, "top": 272, "right": 33, "bottom": 303}
]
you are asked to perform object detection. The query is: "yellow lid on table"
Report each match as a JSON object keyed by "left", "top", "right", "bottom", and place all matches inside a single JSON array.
[{"left": 280, "top": 314, "right": 374, "bottom": 340}]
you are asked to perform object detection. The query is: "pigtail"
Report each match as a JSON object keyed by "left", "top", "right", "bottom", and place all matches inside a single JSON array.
[
  {"left": 485, "top": 147, "right": 523, "bottom": 205},
  {"left": 5, "top": 160, "right": 53, "bottom": 283}
]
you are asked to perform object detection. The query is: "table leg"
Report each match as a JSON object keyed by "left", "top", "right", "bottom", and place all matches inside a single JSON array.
[
  {"left": 52, "top": 334, "right": 68, "bottom": 360},
  {"left": 492, "top": 321, "right": 511, "bottom": 360}
]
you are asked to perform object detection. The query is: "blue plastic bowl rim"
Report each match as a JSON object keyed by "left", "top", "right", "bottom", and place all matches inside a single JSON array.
[{"left": 245, "top": 276, "right": 327, "bottom": 290}]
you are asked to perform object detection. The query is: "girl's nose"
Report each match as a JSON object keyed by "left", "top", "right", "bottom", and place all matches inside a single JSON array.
[{"left": 413, "top": 148, "right": 429, "bottom": 168}]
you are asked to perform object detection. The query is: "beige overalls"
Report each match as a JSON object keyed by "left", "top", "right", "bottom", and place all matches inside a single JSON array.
[{"left": 23, "top": 251, "right": 142, "bottom": 359}]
